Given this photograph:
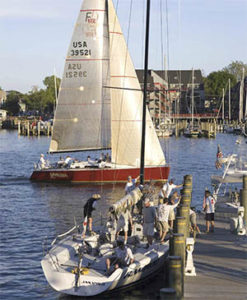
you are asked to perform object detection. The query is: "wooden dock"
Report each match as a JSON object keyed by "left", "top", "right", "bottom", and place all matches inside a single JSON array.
[{"left": 184, "top": 216, "right": 247, "bottom": 299}]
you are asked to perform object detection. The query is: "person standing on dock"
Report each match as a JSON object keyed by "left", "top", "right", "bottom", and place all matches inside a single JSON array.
[
  {"left": 159, "top": 179, "right": 182, "bottom": 199},
  {"left": 125, "top": 175, "right": 140, "bottom": 194},
  {"left": 83, "top": 194, "right": 101, "bottom": 236},
  {"left": 203, "top": 191, "right": 216, "bottom": 233},
  {"left": 157, "top": 197, "right": 181, "bottom": 243},
  {"left": 168, "top": 191, "right": 181, "bottom": 229},
  {"left": 143, "top": 198, "right": 156, "bottom": 247},
  {"left": 190, "top": 208, "right": 201, "bottom": 234}
]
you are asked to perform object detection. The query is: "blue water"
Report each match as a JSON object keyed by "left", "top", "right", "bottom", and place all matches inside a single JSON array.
[{"left": 0, "top": 130, "right": 245, "bottom": 299}]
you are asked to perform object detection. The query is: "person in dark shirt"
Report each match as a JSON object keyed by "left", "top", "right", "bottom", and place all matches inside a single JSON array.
[{"left": 83, "top": 194, "right": 101, "bottom": 236}]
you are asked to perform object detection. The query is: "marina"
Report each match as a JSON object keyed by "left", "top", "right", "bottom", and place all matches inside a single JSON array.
[
  {"left": 0, "top": 129, "right": 246, "bottom": 299},
  {"left": 0, "top": 0, "right": 247, "bottom": 299}
]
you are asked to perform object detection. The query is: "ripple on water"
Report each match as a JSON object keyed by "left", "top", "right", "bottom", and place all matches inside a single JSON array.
[{"left": 0, "top": 131, "right": 243, "bottom": 299}]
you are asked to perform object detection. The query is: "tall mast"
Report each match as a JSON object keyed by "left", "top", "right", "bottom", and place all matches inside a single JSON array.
[
  {"left": 228, "top": 78, "right": 231, "bottom": 121},
  {"left": 191, "top": 68, "right": 194, "bottom": 129},
  {"left": 140, "top": 0, "right": 151, "bottom": 185},
  {"left": 239, "top": 67, "right": 244, "bottom": 122},
  {"left": 222, "top": 88, "right": 224, "bottom": 121}
]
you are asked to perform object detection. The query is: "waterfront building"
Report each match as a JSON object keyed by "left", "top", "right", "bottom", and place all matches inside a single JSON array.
[{"left": 136, "top": 69, "right": 205, "bottom": 126}]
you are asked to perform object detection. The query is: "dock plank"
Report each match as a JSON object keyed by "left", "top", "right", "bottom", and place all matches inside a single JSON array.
[{"left": 185, "top": 217, "right": 247, "bottom": 299}]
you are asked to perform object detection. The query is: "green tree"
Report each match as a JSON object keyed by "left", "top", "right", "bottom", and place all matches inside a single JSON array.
[
  {"left": 222, "top": 61, "right": 247, "bottom": 81},
  {"left": 23, "top": 75, "right": 61, "bottom": 114},
  {"left": 2, "top": 91, "right": 22, "bottom": 115},
  {"left": 204, "top": 71, "right": 236, "bottom": 99}
]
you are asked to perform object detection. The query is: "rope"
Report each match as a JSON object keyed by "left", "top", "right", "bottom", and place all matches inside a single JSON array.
[{"left": 51, "top": 225, "right": 77, "bottom": 246}]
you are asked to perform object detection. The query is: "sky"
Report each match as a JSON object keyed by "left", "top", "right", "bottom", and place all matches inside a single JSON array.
[{"left": 0, "top": 0, "right": 246, "bottom": 93}]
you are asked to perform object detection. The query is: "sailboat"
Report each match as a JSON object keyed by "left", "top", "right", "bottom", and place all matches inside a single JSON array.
[
  {"left": 30, "top": 0, "right": 170, "bottom": 183},
  {"left": 41, "top": 1, "right": 170, "bottom": 296},
  {"left": 184, "top": 68, "right": 201, "bottom": 138}
]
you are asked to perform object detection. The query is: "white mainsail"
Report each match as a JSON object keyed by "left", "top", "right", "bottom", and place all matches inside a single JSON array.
[
  {"left": 108, "top": 0, "right": 166, "bottom": 167},
  {"left": 50, "top": 0, "right": 166, "bottom": 167},
  {"left": 50, "top": 0, "right": 111, "bottom": 152}
]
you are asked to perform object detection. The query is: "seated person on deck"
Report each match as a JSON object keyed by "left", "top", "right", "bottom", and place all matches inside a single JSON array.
[{"left": 105, "top": 240, "right": 134, "bottom": 275}]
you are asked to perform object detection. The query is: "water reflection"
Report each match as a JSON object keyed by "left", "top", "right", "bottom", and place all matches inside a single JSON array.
[{"left": 0, "top": 129, "right": 244, "bottom": 299}]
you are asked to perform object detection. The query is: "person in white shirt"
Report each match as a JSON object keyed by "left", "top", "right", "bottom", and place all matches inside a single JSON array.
[
  {"left": 157, "top": 197, "right": 180, "bottom": 243},
  {"left": 125, "top": 175, "right": 140, "bottom": 194},
  {"left": 116, "top": 209, "right": 133, "bottom": 244},
  {"left": 203, "top": 191, "right": 216, "bottom": 233},
  {"left": 105, "top": 240, "right": 134, "bottom": 275},
  {"left": 64, "top": 156, "right": 73, "bottom": 168},
  {"left": 159, "top": 179, "right": 182, "bottom": 199},
  {"left": 39, "top": 154, "right": 47, "bottom": 169}
]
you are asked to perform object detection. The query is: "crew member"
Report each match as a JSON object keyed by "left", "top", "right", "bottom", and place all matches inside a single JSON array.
[
  {"left": 83, "top": 194, "right": 101, "bottom": 235},
  {"left": 125, "top": 175, "right": 140, "bottom": 194},
  {"left": 115, "top": 208, "right": 133, "bottom": 245},
  {"left": 105, "top": 240, "right": 134, "bottom": 275}
]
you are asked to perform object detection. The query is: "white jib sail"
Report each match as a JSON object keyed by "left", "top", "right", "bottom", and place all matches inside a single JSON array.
[
  {"left": 49, "top": 0, "right": 111, "bottom": 153},
  {"left": 108, "top": 0, "right": 166, "bottom": 167}
]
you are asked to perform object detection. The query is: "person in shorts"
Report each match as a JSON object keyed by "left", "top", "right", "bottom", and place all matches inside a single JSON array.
[
  {"left": 83, "top": 194, "right": 101, "bottom": 235},
  {"left": 190, "top": 208, "right": 201, "bottom": 234},
  {"left": 168, "top": 191, "right": 180, "bottom": 229},
  {"left": 203, "top": 191, "right": 216, "bottom": 233},
  {"left": 115, "top": 208, "right": 133, "bottom": 244},
  {"left": 143, "top": 198, "right": 157, "bottom": 247}
]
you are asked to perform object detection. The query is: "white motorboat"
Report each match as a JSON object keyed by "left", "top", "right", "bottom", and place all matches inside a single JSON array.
[{"left": 41, "top": 188, "right": 169, "bottom": 296}]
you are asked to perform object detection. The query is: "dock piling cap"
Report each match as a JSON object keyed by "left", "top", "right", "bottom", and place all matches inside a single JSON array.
[{"left": 92, "top": 194, "right": 101, "bottom": 199}]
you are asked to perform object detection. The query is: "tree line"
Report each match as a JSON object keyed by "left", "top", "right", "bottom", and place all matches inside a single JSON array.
[
  {"left": 1, "top": 60, "right": 246, "bottom": 117},
  {"left": 1, "top": 76, "right": 61, "bottom": 117}
]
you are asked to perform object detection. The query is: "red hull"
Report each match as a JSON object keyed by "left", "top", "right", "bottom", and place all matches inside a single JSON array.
[{"left": 30, "top": 166, "right": 170, "bottom": 183}]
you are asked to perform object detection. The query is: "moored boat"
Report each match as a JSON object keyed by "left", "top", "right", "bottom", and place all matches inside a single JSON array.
[{"left": 41, "top": 187, "right": 169, "bottom": 296}]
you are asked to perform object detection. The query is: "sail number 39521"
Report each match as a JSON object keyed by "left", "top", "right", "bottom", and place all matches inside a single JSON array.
[
  {"left": 70, "top": 41, "right": 92, "bottom": 57},
  {"left": 70, "top": 49, "right": 91, "bottom": 56}
]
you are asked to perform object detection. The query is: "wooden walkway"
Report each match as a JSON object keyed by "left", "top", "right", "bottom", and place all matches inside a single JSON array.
[{"left": 185, "top": 216, "right": 247, "bottom": 299}]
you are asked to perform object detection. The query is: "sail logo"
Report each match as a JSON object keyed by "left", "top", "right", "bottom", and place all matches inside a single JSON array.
[{"left": 85, "top": 11, "right": 98, "bottom": 24}]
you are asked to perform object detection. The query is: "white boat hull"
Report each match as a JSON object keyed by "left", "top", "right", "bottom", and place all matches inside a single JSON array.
[{"left": 41, "top": 235, "right": 168, "bottom": 296}]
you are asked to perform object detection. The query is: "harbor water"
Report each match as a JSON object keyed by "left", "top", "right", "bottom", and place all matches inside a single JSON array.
[{"left": 0, "top": 130, "right": 245, "bottom": 299}]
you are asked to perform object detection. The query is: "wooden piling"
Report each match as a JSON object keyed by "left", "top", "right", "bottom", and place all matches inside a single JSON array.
[
  {"left": 38, "top": 122, "right": 40, "bottom": 136},
  {"left": 168, "top": 256, "right": 184, "bottom": 299},
  {"left": 170, "top": 233, "right": 186, "bottom": 269},
  {"left": 174, "top": 216, "right": 187, "bottom": 238},
  {"left": 240, "top": 175, "right": 247, "bottom": 224},
  {"left": 160, "top": 288, "right": 177, "bottom": 300},
  {"left": 177, "top": 205, "right": 190, "bottom": 238},
  {"left": 27, "top": 121, "right": 30, "bottom": 137},
  {"left": 18, "top": 121, "right": 21, "bottom": 135}
]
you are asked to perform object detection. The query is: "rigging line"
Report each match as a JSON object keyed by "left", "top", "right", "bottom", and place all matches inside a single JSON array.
[
  {"left": 114, "top": 0, "right": 134, "bottom": 167},
  {"left": 165, "top": 0, "right": 170, "bottom": 71}
]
